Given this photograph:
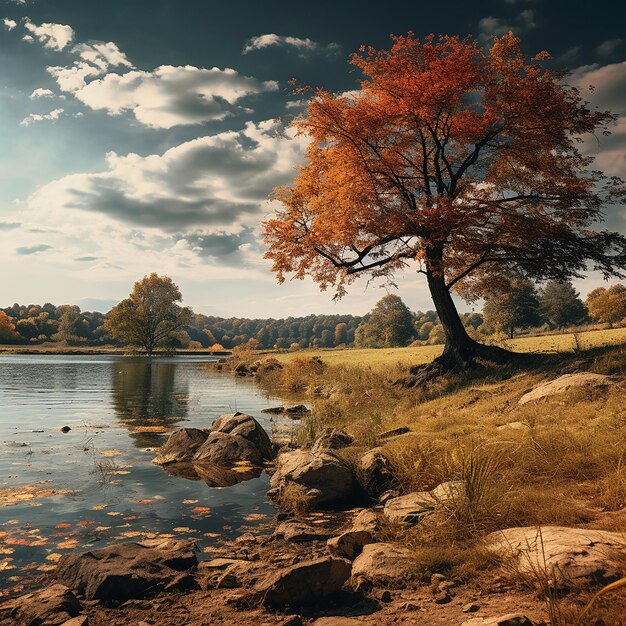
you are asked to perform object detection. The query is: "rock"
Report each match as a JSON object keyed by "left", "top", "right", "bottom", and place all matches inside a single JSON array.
[
  {"left": 274, "top": 520, "right": 333, "bottom": 543},
  {"left": 496, "top": 421, "right": 528, "bottom": 431},
  {"left": 311, "top": 428, "right": 354, "bottom": 452},
  {"left": 463, "top": 603, "right": 481, "bottom": 613},
  {"left": 378, "top": 426, "right": 410, "bottom": 440},
  {"left": 327, "top": 529, "right": 373, "bottom": 560},
  {"left": 61, "top": 426, "right": 71, "bottom": 433},
  {"left": 327, "top": 508, "right": 379, "bottom": 559},
  {"left": 0, "top": 583, "right": 81, "bottom": 626},
  {"left": 193, "top": 412, "right": 273, "bottom": 465},
  {"left": 262, "top": 406, "right": 285, "bottom": 415},
  {"left": 234, "top": 362, "right": 252, "bottom": 376},
  {"left": 255, "top": 557, "right": 351, "bottom": 607},
  {"left": 152, "top": 427, "right": 209, "bottom": 465},
  {"left": 433, "top": 590, "right": 452, "bottom": 604},
  {"left": 284, "top": 404, "right": 311, "bottom": 418},
  {"left": 518, "top": 373, "right": 618, "bottom": 405},
  {"left": 62, "top": 617, "right": 88, "bottom": 626},
  {"left": 268, "top": 450, "right": 356, "bottom": 507},
  {"left": 431, "top": 480, "right": 466, "bottom": 504},
  {"left": 55, "top": 539, "right": 198, "bottom": 601},
  {"left": 487, "top": 525, "right": 625, "bottom": 588},
  {"left": 461, "top": 615, "right": 534, "bottom": 626},
  {"left": 351, "top": 542, "right": 416, "bottom": 586},
  {"left": 358, "top": 447, "right": 394, "bottom": 498},
  {"left": 383, "top": 491, "right": 436, "bottom": 523}
]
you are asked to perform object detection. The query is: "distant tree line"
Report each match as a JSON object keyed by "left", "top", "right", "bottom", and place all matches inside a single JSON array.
[{"left": 2, "top": 278, "right": 625, "bottom": 350}]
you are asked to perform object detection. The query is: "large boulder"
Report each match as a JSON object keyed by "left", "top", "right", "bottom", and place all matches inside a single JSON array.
[
  {"left": 55, "top": 538, "right": 198, "bottom": 601},
  {"left": 311, "top": 428, "right": 354, "bottom": 452},
  {"left": 383, "top": 491, "right": 436, "bottom": 523},
  {"left": 486, "top": 526, "right": 626, "bottom": 588},
  {"left": 0, "top": 583, "right": 82, "bottom": 626},
  {"left": 518, "top": 373, "right": 619, "bottom": 405},
  {"left": 193, "top": 412, "right": 273, "bottom": 466},
  {"left": 358, "top": 447, "right": 395, "bottom": 498},
  {"left": 255, "top": 557, "right": 351, "bottom": 607},
  {"left": 274, "top": 520, "right": 333, "bottom": 543},
  {"left": 152, "top": 427, "right": 209, "bottom": 465},
  {"left": 268, "top": 450, "right": 356, "bottom": 507},
  {"left": 351, "top": 542, "right": 416, "bottom": 587}
]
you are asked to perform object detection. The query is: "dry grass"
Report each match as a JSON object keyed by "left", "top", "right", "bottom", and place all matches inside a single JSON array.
[{"left": 254, "top": 342, "right": 626, "bottom": 620}]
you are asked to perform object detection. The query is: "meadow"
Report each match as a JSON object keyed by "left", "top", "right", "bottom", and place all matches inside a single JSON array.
[{"left": 272, "top": 326, "right": 626, "bottom": 367}]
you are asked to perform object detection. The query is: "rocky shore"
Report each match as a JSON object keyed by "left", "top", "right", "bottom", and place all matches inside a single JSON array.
[{"left": 3, "top": 363, "right": 626, "bottom": 625}]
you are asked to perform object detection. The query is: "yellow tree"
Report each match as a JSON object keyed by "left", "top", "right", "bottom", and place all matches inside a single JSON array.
[
  {"left": 264, "top": 33, "right": 626, "bottom": 374},
  {"left": 105, "top": 274, "right": 192, "bottom": 356},
  {"left": 586, "top": 284, "right": 626, "bottom": 327}
]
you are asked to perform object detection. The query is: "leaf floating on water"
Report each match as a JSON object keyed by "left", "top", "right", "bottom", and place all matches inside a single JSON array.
[
  {"left": 243, "top": 513, "right": 268, "bottom": 521},
  {"left": 152, "top": 495, "right": 164, "bottom": 500},
  {"left": 90, "top": 503, "right": 108, "bottom": 511},
  {"left": 99, "top": 450, "right": 121, "bottom": 457},
  {"left": 172, "top": 527, "right": 194, "bottom": 533},
  {"left": 123, "top": 516, "right": 137, "bottom": 521},
  {"left": 0, "top": 559, "right": 15, "bottom": 571},
  {"left": 118, "top": 531, "right": 141, "bottom": 538},
  {"left": 191, "top": 506, "right": 211, "bottom": 515},
  {"left": 129, "top": 426, "right": 170, "bottom": 433},
  {"left": 46, "top": 553, "right": 62, "bottom": 562},
  {"left": 55, "top": 523, "right": 72, "bottom": 529},
  {"left": 137, "top": 499, "right": 152, "bottom": 505},
  {"left": 94, "top": 526, "right": 111, "bottom": 532},
  {"left": 6, "top": 538, "right": 31, "bottom": 546},
  {"left": 182, "top": 499, "right": 198, "bottom": 505},
  {"left": 0, "top": 531, "right": 11, "bottom": 539},
  {"left": 76, "top": 520, "right": 96, "bottom": 528},
  {"left": 112, "top": 470, "right": 130, "bottom": 475},
  {"left": 36, "top": 564, "right": 56, "bottom": 572},
  {"left": 203, "top": 532, "right": 220, "bottom": 539},
  {"left": 56, "top": 539, "right": 79, "bottom": 549},
  {"left": 0, "top": 486, "right": 69, "bottom": 508},
  {"left": 0, "top": 547, "right": 15, "bottom": 555}
]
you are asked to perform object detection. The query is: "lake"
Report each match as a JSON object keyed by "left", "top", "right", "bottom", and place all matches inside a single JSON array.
[{"left": 0, "top": 354, "right": 289, "bottom": 583}]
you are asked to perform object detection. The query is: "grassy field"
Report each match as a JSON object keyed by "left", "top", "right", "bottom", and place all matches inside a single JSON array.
[{"left": 272, "top": 326, "right": 626, "bottom": 367}]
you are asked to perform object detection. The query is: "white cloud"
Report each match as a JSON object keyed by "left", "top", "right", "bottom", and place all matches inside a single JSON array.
[
  {"left": 243, "top": 33, "right": 340, "bottom": 57},
  {"left": 3, "top": 18, "right": 17, "bottom": 30},
  {"left": 72, "top": 41, "right": 132, "bottom": 71},
  {"left": 20, "top": 108, "right": 64, "bottom": 126},
  {"left": 55, "top": 65, "right": 278, "bottom": 128},
  {"left": 29, "top": 88, "right": 55, "bottom": 99},
  {"left": 24, "top": 19, "right": 74, "bottom": 51}
]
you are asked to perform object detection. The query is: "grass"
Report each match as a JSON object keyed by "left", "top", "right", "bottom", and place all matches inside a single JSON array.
[
  {"left": 249, "top": 339, "right": 626, "bottom": 624},
  {"left": 270, "top": 326, "right": 626, "bottom": 367}
]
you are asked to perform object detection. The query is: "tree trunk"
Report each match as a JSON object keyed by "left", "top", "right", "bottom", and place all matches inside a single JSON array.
[{"left": 404, "top": 251, "right": 519, "bottom": 384}]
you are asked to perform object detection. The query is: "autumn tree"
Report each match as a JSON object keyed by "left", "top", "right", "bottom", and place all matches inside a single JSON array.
[
  {"left": 355, "top": 294, "right": 415, "bottom": 347},
  {"left": 585, "top": 284, "right": 626, "bottom": 327},
  {"left": 105, "top": 273, "right": 192, "bottom": 356},
  {"left": 538, "top": 280, "right": 588, "bottom": 329},
  {"left": 482, "top": 278, "right": 542, "bottom": 338},
  {"left": 264, "top": 33, "right": 626, "bottom": 374},
  {"left": 0, "top": 311, "right": 21, "bottom": 344}
]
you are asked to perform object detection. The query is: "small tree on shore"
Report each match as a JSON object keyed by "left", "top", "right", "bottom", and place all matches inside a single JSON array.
[
  {"left": 105, "top": 273, "right": 192, "bottom": 356},
  {"left": 264, "top": 32, "right": 626, "bottom": 376},
  {"left": 355, "top": 294, "right": 415, "bottom": 347}
]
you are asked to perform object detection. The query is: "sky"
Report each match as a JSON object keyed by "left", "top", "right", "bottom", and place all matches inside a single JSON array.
[{"left": 0, "top": 0, "right": 625, "bottom": 317}]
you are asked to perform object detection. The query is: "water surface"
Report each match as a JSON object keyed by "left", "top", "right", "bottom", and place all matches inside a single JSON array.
[{"left": 0, "top": 355, "right": 287, "bottom": 582}]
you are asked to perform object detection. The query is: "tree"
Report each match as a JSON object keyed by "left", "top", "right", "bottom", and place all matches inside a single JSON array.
[
  {"left": 264, "top": 33, "right": 626, "bottom": 374},
  {"left": 482, "top": 278, "right": 542, "bottom": 339},
  {"left": 586, "top": 284, "right": 626, "bottom": 327},
  {"left": 334, "top": 322, "right": 348, "bottom": 345},
  {"left": 354, "top": 294, "right": 415, "bottom": 347},
  {"left": 0, "top": 311, "right": 20, "bottom": 344},
  {"left": 538, "top": 280, "right": 588, "bottom": 329},
  {"left": 105, "top": 273, "right": 192, "bottom": 356},
  {"left": 52, "top": 305, "right": 86, "bottom": 345}
]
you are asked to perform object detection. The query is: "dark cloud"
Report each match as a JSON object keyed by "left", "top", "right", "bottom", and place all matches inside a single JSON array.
[
  {"left": 75, "top": 255, "right": 104, "bottom": 261},
  {"left": 16, "top": 244, "right": 52, "bottom": 254}
]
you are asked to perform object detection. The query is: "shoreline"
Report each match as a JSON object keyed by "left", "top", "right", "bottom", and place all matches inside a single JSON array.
[{"left": 0, "top": 347, "right": 232, "bottom": 357}]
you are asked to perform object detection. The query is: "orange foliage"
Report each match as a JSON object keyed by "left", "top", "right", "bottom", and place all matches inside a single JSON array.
[{"left": 264, "top": 33, "right": 625, "bottom": 303}]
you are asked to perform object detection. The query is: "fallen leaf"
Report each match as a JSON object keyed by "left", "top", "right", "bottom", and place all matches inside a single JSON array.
[
  {"left": 182, "top": 499, "right": 198, "bottom": 505},
  {"left": 46, "top": 553, "right": 62, "bottom": 562},
  {"left": 56, "top": 539, "right": 79, "bottom": 549},
  {"left": 191, "top": 506, "right": 211, "bottom": 515},
  {"left": 55, "top": 523, "right": 72, "bottom": 529},
  {"left": 90, "top": 503, "right": 108, "bottom": 511},
  {"left": 99, "top": 450, "right": 121, "bottom": 457}
]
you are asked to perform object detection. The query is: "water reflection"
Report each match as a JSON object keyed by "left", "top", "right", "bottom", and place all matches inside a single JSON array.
[
  {"left": 164, "top": 461, "right": 263, "bottom": 488},
  {"left": 110, "top": 359, "right": 189, "bottom": 448}
]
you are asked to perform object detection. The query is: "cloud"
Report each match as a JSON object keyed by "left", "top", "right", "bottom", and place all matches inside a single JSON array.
[
  {"left": 23, "top": 19, "right": 74, "bottom": 51},
  {"left": 72, "top": 41, "right": 132, "bottom": 70},
  {"left": 0, "top": 221, "right": 21, "bottom": 230},
  {"left": 3, "top": 18, "right": 16, "bottom": 30},
  {"left": 20, "top": 108, "right": 64, "bottom": 126},
  {"left": 16, "top": 244, "right": 52, "bottom": 255},
  {"left": 49, "top": 64, "right": 278, "bottom": 128},
  {"left": 596, "top": 39, "right": 623, "bottom": 58},
  {"left": 29, "top": 88, "right": 55, "bottom": 99},
  {"left": 569, "top": 61, "right": 626, "bottom": 115},
  {"left": 478, "top": 10, "right": 536, "bottom": 40},
  {"left": 75, "top": 256, "right": 104, "bottom": 262},
  {"left": 243, "top": 33, "right": 340, "bottom": 57}
]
